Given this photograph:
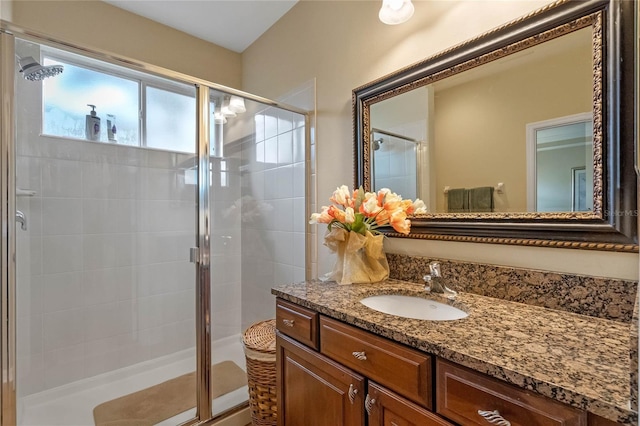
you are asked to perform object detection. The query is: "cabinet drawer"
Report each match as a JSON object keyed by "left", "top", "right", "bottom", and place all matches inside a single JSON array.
[
  {"left": 320, "top": 316, "right": 432, "bottom": 409},
  {"left": 436, "top": 358, "right": 587, "bottom": 426},
  {"left": 276, "top": 299, "right": 318, "bottom": 349}
]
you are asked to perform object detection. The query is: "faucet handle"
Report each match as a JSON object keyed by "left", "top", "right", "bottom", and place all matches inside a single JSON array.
[
  {"left": 423, "top": 274, "right": 432, "bottom": 292},
  {"left": 429, "top": 261, "right": 441, "bottom": 278}
]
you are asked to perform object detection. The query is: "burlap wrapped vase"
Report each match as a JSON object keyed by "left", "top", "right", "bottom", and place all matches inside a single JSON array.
[{"left": 321, "top": 228, "right": 389, "bottom": 285}]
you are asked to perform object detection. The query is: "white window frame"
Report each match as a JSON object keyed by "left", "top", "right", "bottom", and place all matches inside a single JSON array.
[{"left": 41, "top": 47, "right": 198, "bottom": 152}]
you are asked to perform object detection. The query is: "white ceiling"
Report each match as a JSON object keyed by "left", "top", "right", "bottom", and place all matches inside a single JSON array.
[{"left": 102, "top": 0, "right": 298, "bottom": 53}]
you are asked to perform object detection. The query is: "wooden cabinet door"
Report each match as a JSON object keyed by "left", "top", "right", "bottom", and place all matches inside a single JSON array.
[
  {"left": 367, "top": 382, "right": 454, "bottom": 426},
  {"left": 277, "top": 333, "right": 365, "bottom": 426}
]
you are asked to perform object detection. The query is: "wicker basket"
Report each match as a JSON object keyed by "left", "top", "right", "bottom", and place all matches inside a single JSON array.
[{"left": 242, "top": 319, "right": 277, "bottom": 426}]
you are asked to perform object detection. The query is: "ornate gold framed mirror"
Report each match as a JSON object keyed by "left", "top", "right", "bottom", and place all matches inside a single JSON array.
[{"left": 353, "top": 0, "right": 637, "bottom": 252}]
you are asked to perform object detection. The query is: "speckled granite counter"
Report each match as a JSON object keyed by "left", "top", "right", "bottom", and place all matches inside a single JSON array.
[{"left": 272, "top": 279, "right": 637, "bottom": 425}]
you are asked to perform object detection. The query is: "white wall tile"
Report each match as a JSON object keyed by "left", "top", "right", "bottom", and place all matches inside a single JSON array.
[
  {"left": 83, "top": 302, "right": 130, "bottom": 340},
  {"left": 272, "top": 199, "right": 293, "bottom": 232},
  {"left": 17, "top": 236, "right": 43, "bottom": 278},
  {"left": 116, "top": 145, "right": 147, "bottom": 167},
  {"left": 264, "top": 136, "right": 278, "bottom": 166},
  {"left": 83, "top": 234, "right": 119, "bottom": 270},
  {"left": 274, "top": 263, "right": 293, "bottom": 285},
  {"left": 42, "top": 272, "right": 84, "bottom": 313},
  {"left": 115, "top": 164, "right": 143, "bottom": 199},
  {"left": 16, "top": 275, "right": 43, "bottom": 320},
  {"left": 271, "top": 231, "right": 294, "bottom": 266},
  {"left": 43, "top": 309, "right": 85, "bottom": 352},
  {"left": 17, "top": 314, "right": 43, "bottom": 356},
  {"left": 278, "top": 109, "right": 294, "bottom": 134},
  {"left": 42, "top": 198, "right": 83, "bottom": 236},
  {"left": 41, "top": 159, "right": 83, "bottom": 198},
  {"left": 145, "top": 167, "right": 175, "bottom": 200},
  {"left": 293, "top": 128, "right": 305, "bottom": 164},
  {"left": 42, "top": 235, "right": 83, "bottom": 274},
  {"left": 82, "top": 161, "right": 118, "bottom": 199},
  {"left": 83, "top": 268, "right": 120, "bottom": 306},
  {"left": 275, "top": 165, "right": 294, "bottom": 199},
  {"left": 43, "top": 343, "right": 85, "bottom": 389},
  {"left": 84, "top": 335, "right": 121, "bottom": 377},
  {"left": 137, "top": 295, "right": 164, "bottom": 330},
  {"left": 254, "top": 114, "right": 265, "bottom": 142},
  {"left": 264, "top": 110, "right": 278, "bottom": 140},
  {"left": 82, "top": 142, "right": 118, "bottom": 164},
  {"left": 117, "top": 332, "right": 152, "bottom": 367},
  {"left": 277, "top": 131, "right": 293, "bottom": 165},
  {"left": 263, "top": 169, "right": 278, "bottom": 200},
  {"left": 16, "top": 352, "right": 44, "bottom": 397}
]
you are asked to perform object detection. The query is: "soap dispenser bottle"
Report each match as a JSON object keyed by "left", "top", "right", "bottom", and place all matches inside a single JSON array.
[{"left": 85, "top": 104, "right": 101, "bottom": 141}]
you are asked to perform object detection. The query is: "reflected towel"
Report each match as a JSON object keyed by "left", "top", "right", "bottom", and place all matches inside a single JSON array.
[
  {"left": 468, "top": 186, "right": 494, "bottom": 212},
  {"left": 447, "top": 188, "right": 468, "bottom": 212}
]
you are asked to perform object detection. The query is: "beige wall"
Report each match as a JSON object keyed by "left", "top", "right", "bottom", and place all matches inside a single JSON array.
[
  {"left": 0, "top": 0, "right": 12, "bottom": 22},
  {"left": 242, "top": 0, "right": 638, "bottom": 281},
  {"left": 434, "top": 42, "right": 592, "bottom": 212},
  {"left": 9, "top": 0, "right": 241, "bottom": 87}
]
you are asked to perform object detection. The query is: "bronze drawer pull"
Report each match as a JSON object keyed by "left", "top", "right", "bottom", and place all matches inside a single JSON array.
[
  {"left": 352, "top": 351, "right": 367, "bottom": 361},
  {"left": 282, "top": 319, "right": 295, "bottom": 327},
  {"left": 478, "top": 410, "right": 511, "bottom": 426},
  {"left": 365, "top": 394, "right": 376, "bottom": 415},
  {"left": 348, "top": 384, "right": 358, "bottom": 404}
]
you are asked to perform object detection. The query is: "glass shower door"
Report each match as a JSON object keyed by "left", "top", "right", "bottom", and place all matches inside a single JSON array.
[{"left": 13, "top": 37, "right": 202, "bottom": 426}]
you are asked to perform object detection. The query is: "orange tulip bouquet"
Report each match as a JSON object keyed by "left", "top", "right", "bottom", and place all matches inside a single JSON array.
[{"left": 310, "top": 185, "right": 426, "bottom": 284}]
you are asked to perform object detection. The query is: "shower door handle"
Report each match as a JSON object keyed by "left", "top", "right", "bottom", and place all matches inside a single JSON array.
[
  {"left": 16, "top": 210, "right": 27, "bottom": 231},
  {"left": 189, "top": 247, "right": 199, "bottom": 263}
]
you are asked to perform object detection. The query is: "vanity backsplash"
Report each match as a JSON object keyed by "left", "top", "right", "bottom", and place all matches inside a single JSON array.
[{"left": 386, "top": 253, "right": 638, "bottom": 323}]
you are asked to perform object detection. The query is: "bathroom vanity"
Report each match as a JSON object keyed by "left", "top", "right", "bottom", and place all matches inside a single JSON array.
[{"left": 272, "top": 279, "right": 636, "bottom": 425}]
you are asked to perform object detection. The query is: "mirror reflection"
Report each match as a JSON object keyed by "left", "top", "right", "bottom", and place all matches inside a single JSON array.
[{"left": 369, "top": 26, "right": 594, "bottom": 214}]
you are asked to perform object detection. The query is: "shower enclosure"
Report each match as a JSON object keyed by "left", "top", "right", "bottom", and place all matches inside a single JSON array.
[
  {"left": 1, "top": 25, "right": 308, "bottom": 426},
  {"left": 370, "top": 129, "right": 420, "bottom": 200}
]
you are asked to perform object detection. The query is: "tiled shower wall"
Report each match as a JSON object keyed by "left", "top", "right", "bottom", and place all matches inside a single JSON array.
[
  {"left": 239, "top": 102, "right": 307, "bottom": 331},
  {"left": 14, "top": 69, "right": 206, "bottom": 396},
  {"left": 16, "top": 136, "right": 198, "bottom": 395}
]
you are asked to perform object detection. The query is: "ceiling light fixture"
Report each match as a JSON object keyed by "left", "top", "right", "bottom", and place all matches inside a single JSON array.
[
  {"left": 229, "top": 95, "right": 246, "bottom": 114},
  {"left": 221, "top": 96, "right": 236, "bottom": 118},
  {"left": 379, "top": 0, "right": 414, "bottom": 25}
]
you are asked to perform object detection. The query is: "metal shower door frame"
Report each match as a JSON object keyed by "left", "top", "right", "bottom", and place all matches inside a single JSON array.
[{"left": 0, "top": 30, "right": 17, "bottom": 426}]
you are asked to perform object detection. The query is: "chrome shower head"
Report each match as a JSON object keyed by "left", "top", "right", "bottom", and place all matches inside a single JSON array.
[{"left": 18, "top": 56, "right": 63, "bottom": 81}]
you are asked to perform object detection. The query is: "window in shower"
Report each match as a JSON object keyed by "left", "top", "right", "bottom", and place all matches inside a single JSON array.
[
  {"left": 145, "top": 86, "right": 196, "bottom": 152},
  {"left": 42, "top": 50, "right": 200, "bottom": 154},
  {"left": 42, "top": 58, "right": 140, "bottom": 144}
]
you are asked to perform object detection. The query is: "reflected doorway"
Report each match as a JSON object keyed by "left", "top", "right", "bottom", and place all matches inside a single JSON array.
[{"left": 526, "top": 112, "right": 593, "bottom": 212}]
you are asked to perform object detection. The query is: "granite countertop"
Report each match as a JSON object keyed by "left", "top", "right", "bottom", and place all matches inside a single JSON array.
[{"left": 272, "top": 279, "right": 637, "bottom": 425}]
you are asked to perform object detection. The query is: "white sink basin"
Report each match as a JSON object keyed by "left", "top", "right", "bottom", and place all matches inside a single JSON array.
[{"left": 360, "top": 294, "right": 468, "bottom": 321}]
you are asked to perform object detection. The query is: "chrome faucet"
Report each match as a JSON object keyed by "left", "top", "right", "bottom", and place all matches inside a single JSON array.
[{"left": 423, "top": 261, "right": 457, "bottom": 300}]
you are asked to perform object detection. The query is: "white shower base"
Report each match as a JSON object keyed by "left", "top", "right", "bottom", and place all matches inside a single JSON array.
[{"left": 18, "top": 335, "right": 248, "bottom": 426}]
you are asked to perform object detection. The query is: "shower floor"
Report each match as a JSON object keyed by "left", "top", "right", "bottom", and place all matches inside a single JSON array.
[{"left": 18, "top": 335, "right": 248, "bottom": 426}]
